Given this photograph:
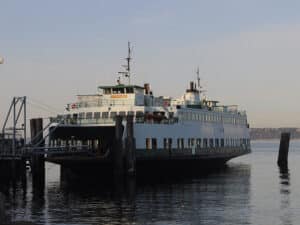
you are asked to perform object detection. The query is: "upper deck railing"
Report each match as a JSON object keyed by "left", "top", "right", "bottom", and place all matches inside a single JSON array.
[
  {"left": 212, "top": 106, "right": 246, "bottom": 116},
  {"left": 49, "top": 116, "right": 178, "bottom": 126},
  {"left": 68, "top": 99, "right": 247, "bottom": 117},
  {"left": 68, "top": 99, "right": 135, "bottom": 110}
]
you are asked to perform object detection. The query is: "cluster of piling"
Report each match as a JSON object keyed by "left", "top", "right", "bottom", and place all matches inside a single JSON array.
[
  {"left": 113, "top": 115, "right": 136, "bottom": 178},
  {"left": 30, "top": 118, "right": 45, "bottom": 187}
]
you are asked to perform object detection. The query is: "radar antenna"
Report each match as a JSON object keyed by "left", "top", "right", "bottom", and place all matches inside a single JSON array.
[
  {"left": 118, "top": 42, "right": 132, "bottom": 85},
  {"left": 196, "top": 66, "right": 206, "bottom": 94},
  {"left": 196, "top": 66, "right": 200, "bottom": 89}
]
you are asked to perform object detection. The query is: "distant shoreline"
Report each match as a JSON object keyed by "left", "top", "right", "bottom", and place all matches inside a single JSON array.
[
  {"left": 251, "top": 138, "right": 300, "bottom": 140},
  {"left": 250, "top": 128, "right": 300, "bottom": 140}
]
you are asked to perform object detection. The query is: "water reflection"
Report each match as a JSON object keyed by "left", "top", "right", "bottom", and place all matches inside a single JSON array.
[
  {"left": 47, "top": 163, "right": 251, "bottom": 224},
  {"left": 279, "top": 165, "right": 292, "bottom": 225},
  {"left": 2, "top": 162, "right": 252, "bottom": 224}
]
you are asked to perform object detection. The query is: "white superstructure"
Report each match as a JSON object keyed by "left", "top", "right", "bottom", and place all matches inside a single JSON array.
[
  {"left": 60, "top": 80, "right": 250, "bottom": 151},
  {"left": 50, "top": 43, "right": 250, "bottom": 155}
]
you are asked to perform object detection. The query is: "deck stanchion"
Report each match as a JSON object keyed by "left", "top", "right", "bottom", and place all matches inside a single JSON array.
[{"left": 277, "top": 132, "right": 290, "bottom": 168}]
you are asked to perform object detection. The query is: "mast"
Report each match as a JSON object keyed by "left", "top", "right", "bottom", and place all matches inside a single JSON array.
[
  {"left": 196, "top": 66, "right": 200, "bottom": 89},
  {"left": 118, "top": 42, "right": 132, "bottom": 85},
  {"left": 126, "top": 41, "right": 132, "bottom": 84},
  {"left": 196, "top": 66, "right": 206, "bottom": 95}
]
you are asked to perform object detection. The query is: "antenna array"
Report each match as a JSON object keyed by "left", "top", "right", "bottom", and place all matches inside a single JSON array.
[{"left": 118, "top": 42, "right": 132, "bottom": 85}]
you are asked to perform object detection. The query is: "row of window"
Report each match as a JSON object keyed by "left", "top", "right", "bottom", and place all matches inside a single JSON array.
[
  {"left": 145, "top": 138, "right": 250, "bottom": 150},
  {"left": 64, "top": 110, "right": 246, "bottom": 125},
  {"left": 103, "top": 87, "right": 134, "bottom": 94},
  {"left": 65, "top": 111, "right": 144, "bottom": 120},
  {"left": 178, "top": 111, "right": 247, "bottom": 125}
]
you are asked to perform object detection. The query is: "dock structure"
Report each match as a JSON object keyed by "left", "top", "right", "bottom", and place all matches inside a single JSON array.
[{"left": 0, "top": 97, "right": 27, "bottom": 182}]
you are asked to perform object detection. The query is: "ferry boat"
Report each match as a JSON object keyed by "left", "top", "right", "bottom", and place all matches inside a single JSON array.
[{"left": 47, "top": 43, "right": 251, "bottom": 176}]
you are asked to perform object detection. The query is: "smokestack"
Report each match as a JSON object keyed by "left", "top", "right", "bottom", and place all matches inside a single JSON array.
[
  {"left": 190, "top": 82, "right": 194, "bottom": 91},
  {"left": 144, "top": 83, "right": 150, "bottom": 95}
]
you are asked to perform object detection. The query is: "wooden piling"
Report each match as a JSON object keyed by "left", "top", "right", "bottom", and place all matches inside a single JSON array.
[
  {"left": 277, "top": 132, "right": 290, "bottom": 167},
  {"left": 125, "top": 115, "right": 136, "bottom": 176},
  {"left": 113, "top": 116, "right": 124, "bottom": 178},
  {"left": 30, "top": 118, "right": 45, "bottom": 187},
  {"left": 30, "top": 119, "right": 36, "bottom": 145}
]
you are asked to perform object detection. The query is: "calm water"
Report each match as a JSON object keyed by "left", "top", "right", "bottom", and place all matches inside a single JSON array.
[{"left": 3, "top": 140, "right": 300, "bottom": 225}]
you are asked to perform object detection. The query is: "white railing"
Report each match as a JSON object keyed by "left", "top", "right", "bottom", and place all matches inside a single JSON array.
[
  {"left": 50, "top": 116, "right": 178, "bottom": 125},
  {"left": 213, "top": 107, "right": 246, "bottom": 116},
  {"left": 68, "top": 99, "right": 136, "bottom": 109},
  {"left": 50, "top": 117, "right": 115, "bottom": 125}
]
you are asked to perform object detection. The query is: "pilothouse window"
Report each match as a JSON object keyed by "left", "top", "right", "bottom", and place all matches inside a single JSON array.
[
  {"left": 104, "top": 89, "right": 111, "bottom": 94},
  {"left": 126, "top": 87, "right": 134, "bottom": 93},
  {"left": 112, "top": 88, "right": 125, "bottom": 94}
]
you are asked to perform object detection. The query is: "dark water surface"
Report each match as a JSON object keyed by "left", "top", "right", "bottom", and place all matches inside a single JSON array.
[{"left": 4, "top": 140, "right": 300, "bottom": 225}]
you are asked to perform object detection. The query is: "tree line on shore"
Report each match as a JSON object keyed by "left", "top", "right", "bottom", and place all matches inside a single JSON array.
[{"left": 250, "top": 128, "right": 300, "bottom": 140}]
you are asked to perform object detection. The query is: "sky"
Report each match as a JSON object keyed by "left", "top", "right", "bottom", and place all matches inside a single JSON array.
[{"left": 1, "top": 0, "right": 300, "bottom": 128}]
